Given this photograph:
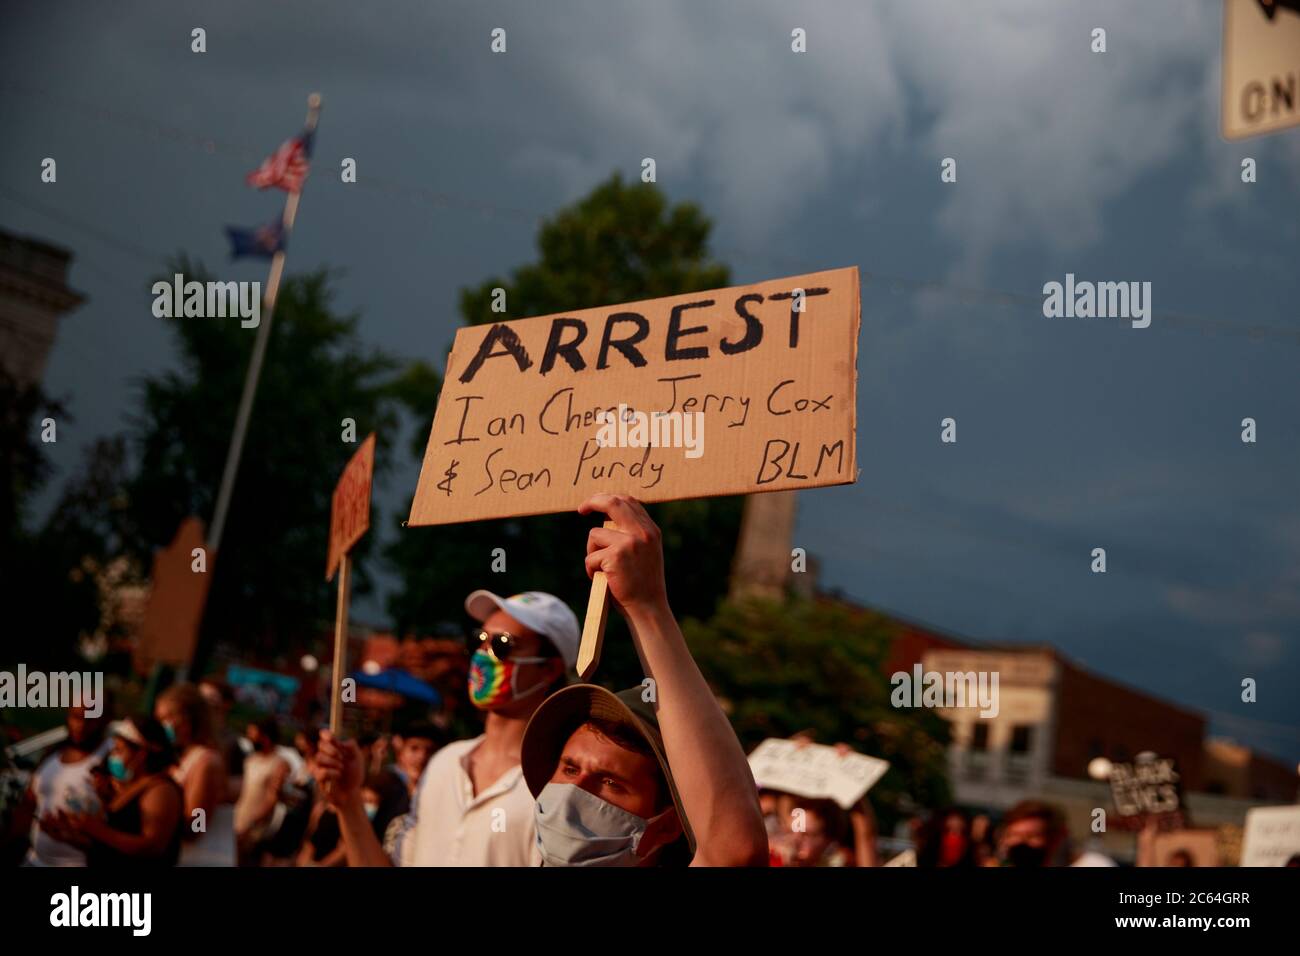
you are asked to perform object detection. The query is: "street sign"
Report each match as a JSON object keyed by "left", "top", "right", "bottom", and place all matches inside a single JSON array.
[{"left": 1222, "top": 0, "right": 1300, "bottom": 140}]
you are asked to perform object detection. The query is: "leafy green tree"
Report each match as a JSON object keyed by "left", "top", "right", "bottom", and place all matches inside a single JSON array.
[
  {"left": 0, "top": 369, "right": 62, "bottom": 548},
  {"left": 457, "top": 174, "right": 730, "bottom": 327},
  {"left": 0, "top": 371, "right": 103, "bottom": 671},
  {"left": 685, "top": 596, "right": 953, "bottom": 832},
  {"left": 126, "top": 264, "right": 405, "bottom": 665},
  {"left": 386, "top": 175, "right": 741, "bottom": 690}
]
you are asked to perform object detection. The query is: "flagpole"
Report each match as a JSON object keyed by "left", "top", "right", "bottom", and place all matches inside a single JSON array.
[{"left": 208, "top": 93, "right": 321, "bottom": 555}]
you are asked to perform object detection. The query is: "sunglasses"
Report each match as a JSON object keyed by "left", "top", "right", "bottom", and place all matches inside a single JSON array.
[{"left": 467, "top": 630, "right": 542, "bottom": 663}]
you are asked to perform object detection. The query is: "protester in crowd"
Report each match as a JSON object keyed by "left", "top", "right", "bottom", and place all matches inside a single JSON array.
[
  {"left": 234, "top": 717, "right": 289, "bottom": 864},
  {"left": 293, "top": 728, "right": 320, "bottom": 781},
  {"left": 317, "top": 495, "right": 768, "bottom": 866},
  {"left": 19, "top": 703, "right": 111, "bottom": 866},
  {"left": 263, "top": 726, "right": 320, "bottom": 864},
  {"left": 831, "top": 741, "right": 881, "bottom": 867},
  {"left": 363, "top": 732, "right": 387, "bottom": 779},
  {"left": 387, "top": 721, "right": 440, "bottom": 798},
  {"left": 296, "top": 795, "right": 346, "bottom": 867},
  {"left": 42, "top": 716, "right": 185, "bottom": 867},
  {"left": 515, "top": 493, "right": 768, "bottom": 866},
  {"left": 155, "top": 683, "right": 226, "bottom": 844},
  {"left": 1069, "top": 838, "right": 1118, "bottom": 867},
  {"left": 769, "top": 798, "right": 853, "bottom": 866},
  {"left": 296, "top": 750, "right": 345, "bottom": 871},
  {"left": 969, "top": 812, "right": 995, "bottom": 866},
  {"left": 296, "top": 768, "right": 407, "bottom": 867},
  {"left": 363, "top": 770, "right": 409, "bottom": 840},
  {"left": 199, "top": 677, "right": 245, "bottom": 802},
  {"left": 991, "top": 799, "right": 1070, "bottom": 867},
  {"left": 316, "top": 586, "right": 578, "bottom": 866},
  {"left": 762, "top": 738, "right": 880, "bottom": 867},
  {"left": 915, "top": 807, "right": 979, "bottom": 868},
  {"left": 758, "top": 789, "right": 781, "bottom": 836}
]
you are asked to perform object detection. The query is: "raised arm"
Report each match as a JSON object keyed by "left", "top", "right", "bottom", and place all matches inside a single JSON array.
[
  {"left": 313, "top": 730, "right": 393, "bottom": 867},
  {"left": 579, "top": 493, "right": 768, "bottom": 867}
]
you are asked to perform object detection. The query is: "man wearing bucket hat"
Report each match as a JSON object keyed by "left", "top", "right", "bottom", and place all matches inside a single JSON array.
[
  {"left": 315, "top": 587, "right": 580, "bottom": 866},
  {"left": 519, "top": 492, "right": 768, "bottom": 867}
]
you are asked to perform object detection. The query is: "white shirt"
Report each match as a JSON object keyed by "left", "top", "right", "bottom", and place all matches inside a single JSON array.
[
  {"left": 25, "top": 741, "right": 109, "bottom": 867},
  {"left": 172, "top": 746, "right": 235, "bottom": 867},
  {"left": 387, "top": 736, "right": 539, "bottom": 867},
  {"left": 234, "top": 751, "right": 287, "bottom": 835},
  {"left": 1071, "top": 849, "right": 1118, "bottom": 867}
]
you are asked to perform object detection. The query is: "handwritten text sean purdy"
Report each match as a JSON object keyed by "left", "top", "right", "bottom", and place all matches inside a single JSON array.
[{"left": 408, "top": 268, "right": 860, "bottom": 526}]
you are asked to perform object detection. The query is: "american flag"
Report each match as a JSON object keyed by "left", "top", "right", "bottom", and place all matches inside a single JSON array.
[{"left": 245, "top": 130, "right": 313, "bottom": 193}]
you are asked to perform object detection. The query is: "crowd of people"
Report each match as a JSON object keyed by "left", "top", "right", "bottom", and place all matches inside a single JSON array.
[{"left": 0, "top": 494, "right": 1229, "bottom": 869}]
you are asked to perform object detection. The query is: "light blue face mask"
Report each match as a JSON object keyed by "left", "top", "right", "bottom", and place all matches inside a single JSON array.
[
  {"left": 534, "top": 782, "right": 670, "bottom": 867},
  {"left": 106, "top": 754, "right": 131, "bottom": 782}
]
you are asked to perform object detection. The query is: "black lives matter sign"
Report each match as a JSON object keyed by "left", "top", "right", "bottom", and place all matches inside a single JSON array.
[{"left": 1109, "top": 754, "right": 1184, "bottom": 829}]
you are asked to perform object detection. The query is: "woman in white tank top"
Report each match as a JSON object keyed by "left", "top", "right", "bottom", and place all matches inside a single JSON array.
[{"left": 156, "top": 683, "right": 232, "bottom": 865}]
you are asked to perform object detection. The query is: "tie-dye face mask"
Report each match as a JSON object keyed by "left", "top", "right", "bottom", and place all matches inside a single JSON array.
[{"left": 468, "top": 649, "right": 552, "bottom": 709}]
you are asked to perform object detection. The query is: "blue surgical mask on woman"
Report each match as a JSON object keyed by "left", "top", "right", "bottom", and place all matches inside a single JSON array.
[
  {"left": 105, "top": 754, "right": 132, "bottom": 782},
  {"left": 533, "top": 782, "right": 671, "bottom": 867}
]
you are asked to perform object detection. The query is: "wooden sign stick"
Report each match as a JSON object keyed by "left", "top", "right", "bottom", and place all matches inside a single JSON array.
[
  {"left": 325, "top": 432, "right": 374, "bottom": 738},
  {"left": 329, "top": 553, "right": 352, "bottom": 736},
  {"left": 577, "top": 520, "right": 616, "bottom": 680}
]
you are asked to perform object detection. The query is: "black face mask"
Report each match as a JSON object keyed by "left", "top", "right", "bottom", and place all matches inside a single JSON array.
[{"left": 1004, "top": 843, "right": 1048, "bottom": 868}]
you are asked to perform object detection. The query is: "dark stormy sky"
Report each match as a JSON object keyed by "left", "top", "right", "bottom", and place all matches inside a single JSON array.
[{"left": 3, "top": 1, "right": 1298, "bottom": 767}]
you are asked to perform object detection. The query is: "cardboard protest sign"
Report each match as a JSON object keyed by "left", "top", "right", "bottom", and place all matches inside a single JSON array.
[
  {"left": 1152, "top": 829, "right": 1220, "bottom": 867},
  {"left": 748, "top": 738, "right": 888, "bottom": 810},
  {"left": 408, "top": 268, "right": 859, "bottom": 526},
  {"left": 1240, "top": 805, "right": 1300, "bottom": 866},
  {"left": 1216, "top": 823, "right": 1244, "bottom": 866},
  {"left": 325, "top": 433, "right": 375, "bottom": 735},
  {"left": 135, "top": 516, "right": 212, "bottom": 671},
  {"left": 326, "top": 433, "right": 375, "bottom": 580},
  {"left": 1108, "top": 754, "right": 1183, "bottom": 830}
]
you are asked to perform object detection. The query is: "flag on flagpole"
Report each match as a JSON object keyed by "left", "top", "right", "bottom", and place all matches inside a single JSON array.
[
  {"left": 245, "top": 128, "right": 314, "bottom": 193},
  {"left": 224, "top": 219, "right": 286, "bottom": 259}
]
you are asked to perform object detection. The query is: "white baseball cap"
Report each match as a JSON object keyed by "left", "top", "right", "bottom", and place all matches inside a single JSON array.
[{"left": 464, "top": 590, "right": 580, "bottom": 670}]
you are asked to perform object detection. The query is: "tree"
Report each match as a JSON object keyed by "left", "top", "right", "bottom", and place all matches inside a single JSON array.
[
  {"left": 124, "top": 263, "right": 405, "bottom": 665},
  {"left": 386, "top": 174, "right": 742, "bottom": 690},
  {"left": 0, "top": 368, "right": 62, "bottom": 550},
  {"left": 0, "top": 370, "right": 104, "bottom": 672},
  {"left": 685, "top": 596, "right": 953, "bottom": 833}
]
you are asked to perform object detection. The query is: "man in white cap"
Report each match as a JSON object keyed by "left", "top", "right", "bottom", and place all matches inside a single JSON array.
[{"left": 315, "top": 589, "right": 579, "bottom": 866}]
